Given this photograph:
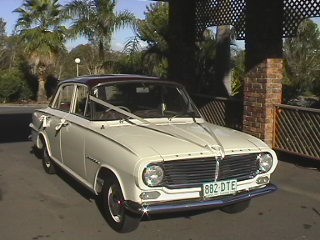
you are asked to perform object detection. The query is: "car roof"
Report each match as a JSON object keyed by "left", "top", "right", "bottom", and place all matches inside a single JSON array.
[{"left": 58, "top": 74, "right": 182, "bottom": 89}]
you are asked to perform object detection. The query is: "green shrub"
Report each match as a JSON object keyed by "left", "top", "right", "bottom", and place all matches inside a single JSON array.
[{"left": 0, "top": 69, "right": 32, "bottom": 103}]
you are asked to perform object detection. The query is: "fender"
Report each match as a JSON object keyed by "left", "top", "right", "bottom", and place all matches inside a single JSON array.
[
  {"left": 36, "top": 131, "right": 52, "bottom": 155},
  {"left": 94, "top": 164, "right": 135, "bottom": 200}
]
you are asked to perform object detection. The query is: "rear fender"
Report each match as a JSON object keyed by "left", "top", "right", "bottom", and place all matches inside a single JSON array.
[{"left": 36, "top": 131, "right": 51, "bottom": 155}]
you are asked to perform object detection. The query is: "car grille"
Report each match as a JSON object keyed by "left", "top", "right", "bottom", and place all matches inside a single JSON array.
[{"left": 162, "top": 153, "right": 260, "bottom": 189}]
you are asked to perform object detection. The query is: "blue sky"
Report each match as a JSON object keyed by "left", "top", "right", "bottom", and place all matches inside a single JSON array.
[{"left": 0, "top": 0, "right": 150, "bottom": 50}]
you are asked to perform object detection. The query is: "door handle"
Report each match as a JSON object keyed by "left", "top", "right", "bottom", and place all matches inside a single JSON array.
[{"left": 55, "top": 119, "right": 69, "bottom": 131}]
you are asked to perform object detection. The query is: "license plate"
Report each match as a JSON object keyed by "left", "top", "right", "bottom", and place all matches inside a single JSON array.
[{"left": 202, "top": 179, "right": 237, "bottom": 198}]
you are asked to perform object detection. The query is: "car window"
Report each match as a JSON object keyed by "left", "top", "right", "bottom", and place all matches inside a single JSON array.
[
  {"left": 52, "top": 85, "right": 75, "bottom": 112},
  {"left": 91, "top": 85, "right": 128, "bottom": 121},
  {"left": 91, "top": 82, "right": 200, "bottom": 120},
  {"left": 74, "top": 85, "right": 90, "bottom": 117}
]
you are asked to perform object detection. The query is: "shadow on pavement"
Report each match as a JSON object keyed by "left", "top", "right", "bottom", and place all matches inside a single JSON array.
[
  {"left": 276, "top": 151, "right": 320, "bottom": 171},
  {"left": 56, "top": 167, "right": 96, "bottom": 201},
  {"left": 0, "top": 113, "right": 32, "bottom": 143},
  {"left": 29, "top": 145, "right": 95, "bottom": 202}
]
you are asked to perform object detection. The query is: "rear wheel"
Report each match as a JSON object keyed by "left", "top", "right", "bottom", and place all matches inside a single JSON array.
[
  {"left": 220, "top": 200, "right": 250, "bottom": 214},
  {"left": 100, "top": 177, "right": 140, "bottom": 233},
  {"left": 42, "top": 145, "right": 56, "bottom": 174}
]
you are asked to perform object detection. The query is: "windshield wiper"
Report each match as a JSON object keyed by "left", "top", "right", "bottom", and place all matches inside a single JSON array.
[
  {"left": 168, "top": 111, "right": 197, "bottom": 122},
  {"left": 119, "top": 116, "right": 133, "bottom": 124}
]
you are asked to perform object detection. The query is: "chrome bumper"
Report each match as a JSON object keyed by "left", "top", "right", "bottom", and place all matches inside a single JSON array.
[{"left": 125, "top": 184, "right": 277, "bottom": 215}]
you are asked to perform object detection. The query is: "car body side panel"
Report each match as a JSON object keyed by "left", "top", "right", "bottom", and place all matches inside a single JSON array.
[
  {"left": 33, "top": 108, "right": 70, "bottom": 162},
  {"left": 84, "top": 128, "right": 141, "bottom": 201},
  {"left": 60, "top": 115, "right": 88, "bottom": 179}
]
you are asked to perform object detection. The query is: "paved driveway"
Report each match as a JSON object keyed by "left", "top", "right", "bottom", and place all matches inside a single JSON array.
[
  {"left": 0, "top": 106, "right": 42, "bottom": 142},
  {"left": 0, "top": 141, "right": 319, "bottom": 240},
  {"left": 0, "top": 106, "right": 319, "bottom": 240}
]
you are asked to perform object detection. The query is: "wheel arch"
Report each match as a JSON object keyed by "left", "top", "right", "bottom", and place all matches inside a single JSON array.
[
  {"left": 37, "top": 132, "right": 51, "bottom": 155},
  {"left": 97, "top": 166, "right": 141, "bottom": 232},
  {"left": 94, "top": 166, "right": 128, "bottom": 199}
]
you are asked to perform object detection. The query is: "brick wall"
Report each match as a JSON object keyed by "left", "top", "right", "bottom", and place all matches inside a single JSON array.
[{"left": 243, "top": 59, "right": 283, "bottom": 146}]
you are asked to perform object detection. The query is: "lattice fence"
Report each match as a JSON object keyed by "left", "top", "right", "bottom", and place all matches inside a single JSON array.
[
  {"left": 199, "top": 97, "right": 227, "bottom": 125},
  {"left": 283, "top": 0, "right": 320, "bottom": 37},
  {"left": 273, "top": 104, "right": 320, "bottom": 160},
  {"left": 194, "top": 0, "right": 320, "bottom": 39},
  {"left": 192, "top": 94, "right": 243, "bottom": 130},
  {"left": 195, "top": 0, "right": 246, "bottom": 39}
]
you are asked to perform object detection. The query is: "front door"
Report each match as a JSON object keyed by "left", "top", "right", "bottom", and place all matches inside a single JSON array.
[
  {"left": 60, "top": 116, "right": 88, "bottom": 179},
  {"left": 60, "top": 85, "right": 89, "bottom": 179}
]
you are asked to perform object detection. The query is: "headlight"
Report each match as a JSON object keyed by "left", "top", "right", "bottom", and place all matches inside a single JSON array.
[
  {"left": 258, "top": 153, "right": 273, "bottom": 173},
  {"left": 143, "top": 164, "right": 164, "bottom": 187}
]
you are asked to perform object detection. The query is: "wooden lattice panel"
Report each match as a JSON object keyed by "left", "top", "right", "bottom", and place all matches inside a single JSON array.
[
  {"left": 194, "top": 95, "right": 243, "bottom": 130},
  {"left": 283, "top": 0, "right": 320, "bottom": 37},
  {"left": 194, "top": 0, "right": 320, "bottom": 40},
  {"left": 195, "top": 0, "right": 246, "bottom": 40},
  {"left": 199, "top": 98, "right": 227, "bottom": 126},
  {"left": 273, "top": 104, "right": 320, "bottom": 160}
]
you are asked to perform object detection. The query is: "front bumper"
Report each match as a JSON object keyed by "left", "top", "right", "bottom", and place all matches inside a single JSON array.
[{"left": 124, "top": 184, "right": 277, "bottom": 215}]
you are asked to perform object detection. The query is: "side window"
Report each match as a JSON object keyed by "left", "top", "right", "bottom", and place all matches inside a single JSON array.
[
  {"left": 52, "top": 85, "right": 74, "bottom": 112},
  {"left": 74, "top": 85, "right": 89, "bottom": 117}
]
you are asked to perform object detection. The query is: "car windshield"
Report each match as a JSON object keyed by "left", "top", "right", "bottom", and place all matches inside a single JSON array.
[{"left": 90, "top": 81, "right": 201, "bottom": 121}]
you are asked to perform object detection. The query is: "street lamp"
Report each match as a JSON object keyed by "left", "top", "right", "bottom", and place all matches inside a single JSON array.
[{"left": 74, "top": 58, "right": 81, "bottom": 77}]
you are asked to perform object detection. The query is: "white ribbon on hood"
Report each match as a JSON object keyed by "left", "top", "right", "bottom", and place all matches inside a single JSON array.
[{"left": 89, "top": 95, "right": 225, "bottom": 158}]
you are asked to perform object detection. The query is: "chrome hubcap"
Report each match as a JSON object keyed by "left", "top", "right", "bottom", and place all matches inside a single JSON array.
[{"left": 107, "top": 185, "right": 123, "bottom": 223}]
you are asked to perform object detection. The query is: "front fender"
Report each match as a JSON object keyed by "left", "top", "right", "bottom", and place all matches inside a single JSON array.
[
  {"left": 84, "top": 132, "right": 141, "bottom": 202},
  {"left": 93, "top": 164, "right": 140, "bottom": 202}
]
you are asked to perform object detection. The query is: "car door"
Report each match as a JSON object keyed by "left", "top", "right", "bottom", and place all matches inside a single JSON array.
[
  {"left": 46, "top": 84, "right": 75, "bottom": 162},
  {"left": 60, "top": 84, "right": 89, "bottom": 179}
]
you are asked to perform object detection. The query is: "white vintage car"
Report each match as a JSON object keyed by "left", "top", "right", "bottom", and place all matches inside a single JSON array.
[{"left": 30, "top": 75, "right": 278, "bottom": 232}]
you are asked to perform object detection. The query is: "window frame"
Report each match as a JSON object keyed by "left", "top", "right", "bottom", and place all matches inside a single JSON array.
[
  {"left": 72, "top": 84, "right": 90, "bottom": 119},
  {"left": 50, "top": 84, "right": 77, "bottom": 113}
]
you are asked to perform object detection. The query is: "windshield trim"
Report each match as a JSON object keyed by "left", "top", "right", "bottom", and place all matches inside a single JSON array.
[{"left": 90, "top": 79, "right": 183, "bottom": 94}]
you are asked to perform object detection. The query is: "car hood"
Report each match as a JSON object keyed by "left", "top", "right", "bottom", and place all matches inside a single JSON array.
[{"left": 96, "top": 121, "right": 268, "bottom": 160}]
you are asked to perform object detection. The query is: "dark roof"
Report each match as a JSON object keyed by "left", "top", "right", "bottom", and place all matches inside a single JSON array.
[{"left": 58, "top": 74, "right": 180, "bottom": 89}]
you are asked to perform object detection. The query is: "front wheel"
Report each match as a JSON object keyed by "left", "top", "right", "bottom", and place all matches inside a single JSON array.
[
  {"left": 220, "top": 200, "right": 250, "bottom": 214},
  {"left": 100, "top": 177, "right": 140, "bottom": 233}
]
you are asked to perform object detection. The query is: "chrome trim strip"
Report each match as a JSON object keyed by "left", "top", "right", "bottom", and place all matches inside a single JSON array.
[
  {"left": 214, "top": 156, "right": 220, "bottom": 181},
  {"left": 85, "top": 155, "right": 101, "bottom": 165},
  {"left": 124, "top": 184, "right": 277, "bottom": 215}
]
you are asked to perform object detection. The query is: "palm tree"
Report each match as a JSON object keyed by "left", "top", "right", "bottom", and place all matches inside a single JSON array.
[
  {"left": 14, "top": 0, "right": 67, "bottom": 102},
  {"left": 136, "top": 2, "right": 169, "bottom": 77},
  {"left": 65, "top": 0, "right": 135, "bottom": 68}
]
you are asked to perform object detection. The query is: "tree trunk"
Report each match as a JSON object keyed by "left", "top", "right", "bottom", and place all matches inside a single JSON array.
[
  {"left": 99, "top": 40, "right": 105, "bottom": 62},
  {"left": 215, "top": 25, "right": 232, "bottom": 96},
  {"left": 37, "top": 76, "right": 47, "bottom": 102}
]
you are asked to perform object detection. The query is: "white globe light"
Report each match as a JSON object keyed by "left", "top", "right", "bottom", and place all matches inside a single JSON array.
[{"left": 74, "top": 58, "right": 81, "bottom": 64}]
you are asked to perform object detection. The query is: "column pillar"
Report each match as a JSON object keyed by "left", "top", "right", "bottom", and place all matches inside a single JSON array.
[
  {"left": 168, "top": 0, "right": 196, "bottom": 90},
  {"left": 243, "top": 0, "right": 284, "bottom": 146}
]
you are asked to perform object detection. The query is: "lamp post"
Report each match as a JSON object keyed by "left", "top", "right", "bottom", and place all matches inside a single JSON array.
[{"left": 74, "top": 58, "right": 81, "bottom": 77}]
